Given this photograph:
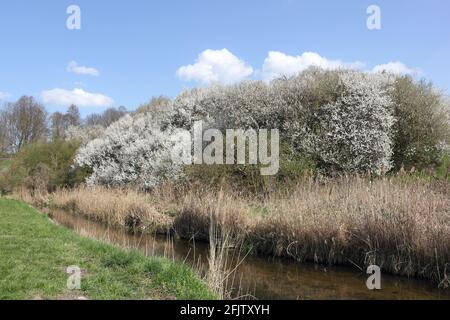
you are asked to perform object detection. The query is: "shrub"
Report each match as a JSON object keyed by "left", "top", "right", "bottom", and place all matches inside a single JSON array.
[
  {"left": 391, "top": 76, "right": 450, "bottom": 170},
  {"left": 75, "top": 113, "right": 186, "bottom": 189},
  {"left": 184, "top": 141, "right": 315, "bottom": 194},
  {"left": 297, "top": 71, "right": 395, "bottom": 174},
  {"left": 436, "top": 154, "right": 450, "bottom": 180},
  {"left": 65, "top": 125, "right": 105, "bottom": 145},
  {"left": 74, "top": 69, "right": 449, "bottom": 188},
  {"left": 0, "top": 140, "right": 85, "bottom": 193},
  {"left": 169, "top": 69, "right": 395, "bottom": 174}
]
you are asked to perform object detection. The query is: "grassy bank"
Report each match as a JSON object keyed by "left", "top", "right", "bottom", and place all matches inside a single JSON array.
[
  {"left": 46, "top": 177, "right": 450, "bottom": 289},
  {"left": 0, "top": 198, "right": 214, "bottom": 300}
]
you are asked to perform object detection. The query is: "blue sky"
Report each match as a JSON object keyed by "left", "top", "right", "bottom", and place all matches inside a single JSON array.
[{"left": 0, "top": 0, "right": 449, "bottom": 116}]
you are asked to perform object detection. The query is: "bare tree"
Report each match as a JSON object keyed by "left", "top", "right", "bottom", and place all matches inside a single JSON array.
[
  {"left": 85, "top": 106, "right": 127, "bottom": 128},
  {"left": 99, "top": 106, "right": 127, "bottom": 127},
  {"left": 2, "top": 96, "right": 48, "bottom": 152},
  {"left": 50, "top": 112, "right": 65, "bottom": 141},
  {"left": 85, "top": 113, "right": 103, "bottom": 127},
  {"left": 0, "top": 109, "right": 10, "bottom": 154},
  {"left": 136, "top": 96, "right": 171, "bottom": 114},
  {"left": 64, "top": 104, "right": 81, "bottom": 127}
]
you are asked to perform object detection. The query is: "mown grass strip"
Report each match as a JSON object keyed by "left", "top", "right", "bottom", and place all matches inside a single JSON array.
[{"left": 0, "top": 199, "right": 214, "bottom": 300}]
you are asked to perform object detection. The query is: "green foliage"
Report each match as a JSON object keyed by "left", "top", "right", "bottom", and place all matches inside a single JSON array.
[
  {"left": 0, "top": 140, "right": 89, "bottom": 194},
  {"left": 436, "top": 154, "right": 450, "bottom": 180},
  {"left": 277, "top": 143, "right": 316, "bottom": 180},
  {"left": 184, "top": 142, "right": 315, "bottom": 193},
  {"left": 391, "top": 76, "right": 450, "bottom": 170}
]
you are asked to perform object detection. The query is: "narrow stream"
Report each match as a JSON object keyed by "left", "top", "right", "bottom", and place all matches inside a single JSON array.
[{"left": 52, "top": 210, "right": 450, "bottom": 300}]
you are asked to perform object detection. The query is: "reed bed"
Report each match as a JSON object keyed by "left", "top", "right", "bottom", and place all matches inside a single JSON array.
[
  {"left": 43, "top": 176, "right": 450, "bottom": 288},
  {"left": 51, "top": 187, "right": 172, "bottom": 233}
]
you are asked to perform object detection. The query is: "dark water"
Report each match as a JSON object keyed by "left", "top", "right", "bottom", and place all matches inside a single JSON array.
[{"left": 51, "top": 210, "right": 450, "bottom": 300}]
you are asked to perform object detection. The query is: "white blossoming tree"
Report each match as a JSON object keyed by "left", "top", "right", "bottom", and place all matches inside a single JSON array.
[
  {"left": 297, "top": 71, "right": 395, "bottom": 173},
  {"left": 74, "top": 113, "right": 186, "bottom": 189},
  {"left": 74, "top": 68, "right": 399, "bottom": 188},
  {"left": 65, "top": 125, "right": 106, "bottom": 145}
]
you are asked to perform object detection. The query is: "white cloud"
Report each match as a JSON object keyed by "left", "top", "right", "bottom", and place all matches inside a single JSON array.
[
  {"left": 177, "top": 49, "right": 418, "bottom": 84},
  {"left": 67, "top": 61, "right": 100, "bottom": 76},
  {"left": 262, "top": 51, "right": 364, "bottom": 81},
  {"left": 0, "top": 91, "right": 10, "bottom": 100},
  {"left": 176, "top": 49, "right": 253, "bottom": 84},
  {"left": 41, "top": 88, "right": 113, "bottom": 107},
  {"left": 371, "top": 61, "right": 417, "bottom": 75}
]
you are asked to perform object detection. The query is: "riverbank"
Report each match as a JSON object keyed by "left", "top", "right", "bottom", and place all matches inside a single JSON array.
[
  {"left": 51, "top": 208, "right": 450, "bottom": 300},
  {"left": 0, "top": 198, "right": 214, "bottom": 300},
  {"left": 40, "top": 176, "right": 450, "bottom": 289}
]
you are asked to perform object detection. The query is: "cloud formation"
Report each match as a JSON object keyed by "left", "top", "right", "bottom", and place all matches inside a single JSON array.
[
  {"left": 177, "top": 49, "right": 418, "bottom": 84},
  {"left": 371, "top": 61, "right": 417, "bottom": 75},
  {"left": 262, "top": 51, "right": 364, "bottom": 81},
  {"left": 176, "top": 49, "right": 253, "bottom": 84},
  {"left": 67, "top": 61, "right": 100, "bottom": 76},
  {"left": 41, "top": 88, "right": 113, "bottom": 107}
]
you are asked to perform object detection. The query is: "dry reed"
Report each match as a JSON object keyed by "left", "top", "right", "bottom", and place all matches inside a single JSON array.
[
  {"left": 51, "top": 187, "right": 172, "bottom": 234},
  {"left": 29, "top": 176, "right": 450, "bottom": 288}
]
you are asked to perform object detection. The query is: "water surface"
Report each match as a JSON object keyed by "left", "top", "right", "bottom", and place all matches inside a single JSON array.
[{"left": 52, "top": 210, "right": 450, "bottom": 300}]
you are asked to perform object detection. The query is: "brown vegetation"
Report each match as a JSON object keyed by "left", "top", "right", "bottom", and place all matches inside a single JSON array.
[
  {"left": 34, "top": 176, "right": 450, "bottom": 288},
  {"left": 51, "top": 187, "right": 172, "bottom": 234}
]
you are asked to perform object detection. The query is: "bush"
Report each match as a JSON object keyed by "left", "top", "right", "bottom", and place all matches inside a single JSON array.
[
  {"left": 182, "top": 142, "right": 315, "bottom": 194},
  {"left": 73, "top": 69, "right": 450, "bottom": 188},
  {"left": 391, "top": 76, "right": 450, "bottom": 170},
  {"left": 75, "top": 114, "right": 186, "bottom": 189},
  {"left": 436, "top": 154, "right": 450, "bottom": 180},
  {"left": 0, "top": 140, "right": 86, "bottom": 194},
  {"left": 283, "top": 70, "right": 395, "bottom": 174},
  {"left": 65, "top": 125, "right": 105, "bottom": 145}
]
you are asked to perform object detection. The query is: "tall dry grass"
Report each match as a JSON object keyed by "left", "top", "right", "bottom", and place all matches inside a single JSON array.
[
  {"left": 202, "top": 191, "right": 250, "bottom": 299},
  {"left": 40, "top": 176, "right": 450, "bottom": 288},
  {"left": 271, "top": 178, "right": 450, "bottom": 287},
  {"left": 174, "top": 177, "right": 450, "bottom": 288},
  {"left": 51, "top": 187, "right": 172, "bottom": 233}
]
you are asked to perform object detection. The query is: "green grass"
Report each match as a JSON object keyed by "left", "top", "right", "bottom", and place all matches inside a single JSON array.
[
  {"left": 436, "top": 154, "right": 450, "bottom": 180},
  {"left": 0, "top": 199, "right": 214, "bottom": 300}
]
